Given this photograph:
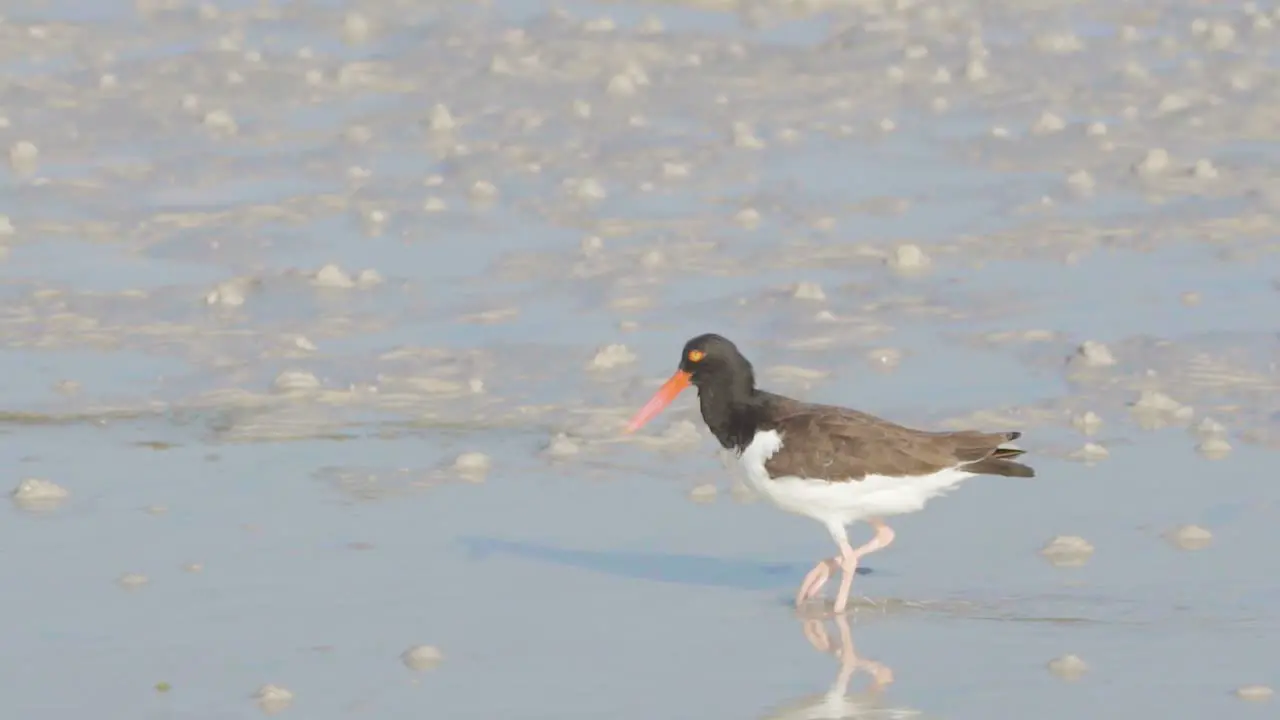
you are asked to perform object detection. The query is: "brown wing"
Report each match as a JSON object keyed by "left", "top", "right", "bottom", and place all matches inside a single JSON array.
[{"left": 760, "top": 405, "right": 1027, "bottom": 481}]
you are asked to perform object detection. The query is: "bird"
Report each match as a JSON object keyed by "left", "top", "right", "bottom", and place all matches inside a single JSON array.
[{"left": 624, "top": 333, "right": 1033, "bottom": 614}]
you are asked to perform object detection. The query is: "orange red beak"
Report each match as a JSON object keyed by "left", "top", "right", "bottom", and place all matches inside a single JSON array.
[{"left": 624, "top": 370, "right": 692, "bottom": 433}]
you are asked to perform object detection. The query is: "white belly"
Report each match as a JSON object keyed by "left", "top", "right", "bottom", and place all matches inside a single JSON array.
[{"left": 738, "top": 429, "right": 974, "bottom": 527}]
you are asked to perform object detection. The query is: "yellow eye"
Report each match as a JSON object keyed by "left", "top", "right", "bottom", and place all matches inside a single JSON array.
[{"left": 687, "top": 349, "right": 706, "bottom": 363}]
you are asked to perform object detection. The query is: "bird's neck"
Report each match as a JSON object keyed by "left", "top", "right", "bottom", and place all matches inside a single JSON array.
[{"left": 697, "top": 374, "right": 760, "bottom": 452}]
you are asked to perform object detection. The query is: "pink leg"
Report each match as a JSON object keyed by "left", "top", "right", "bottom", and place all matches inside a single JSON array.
[
  {"left": 795, "top": 557, "right": 838, "bottom": 607},
  {"left": 832, "top": 519, "right": 896, "bottom": 614}
]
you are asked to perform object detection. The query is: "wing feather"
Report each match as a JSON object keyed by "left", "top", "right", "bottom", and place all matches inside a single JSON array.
[{"left": 760, "top": 405, "right": 1024, "bottom": 482}]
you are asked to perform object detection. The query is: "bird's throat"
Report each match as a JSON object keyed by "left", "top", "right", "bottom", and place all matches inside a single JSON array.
[{"left": 697, "top": 377, "right": 759, "bottom": 452}]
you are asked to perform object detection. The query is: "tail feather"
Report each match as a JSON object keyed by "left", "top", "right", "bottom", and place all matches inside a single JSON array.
[
  {"left": 948, "top": 430, "right": 1031, "bottom": 476},
  {"left": 962, "top": 456, "right": 1034, "bottom": 478},
  {"left": 989, "top": 446, "right": 1026, "bottom": 460},
  {"left": 965, "top": 431, "right": 1032, "bottom": 477},
  {"left": 949, "top": 430, "right": 1025, "bottom": 462}
]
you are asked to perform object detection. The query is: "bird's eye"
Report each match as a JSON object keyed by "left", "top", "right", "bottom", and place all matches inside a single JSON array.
[{"left": 687, "top": 349, "right": 706, "bottom": 363}]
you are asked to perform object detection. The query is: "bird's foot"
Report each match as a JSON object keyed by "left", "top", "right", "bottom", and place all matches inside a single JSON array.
[{"left": 795, "top": 557, "right": 840, "bottom": 607}]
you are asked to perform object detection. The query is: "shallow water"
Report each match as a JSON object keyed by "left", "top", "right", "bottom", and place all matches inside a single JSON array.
[{"left": 2, "top": 0, "right": 1278, "bottom": 717}]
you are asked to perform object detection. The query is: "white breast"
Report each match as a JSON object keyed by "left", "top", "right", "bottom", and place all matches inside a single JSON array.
[{"left": 738, "top": 429, "right": 974, "bottom": 529}]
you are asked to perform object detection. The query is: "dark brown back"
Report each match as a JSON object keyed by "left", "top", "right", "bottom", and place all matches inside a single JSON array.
[{"left": 759, "top": 400, "right": 1026, "bottom": 481}]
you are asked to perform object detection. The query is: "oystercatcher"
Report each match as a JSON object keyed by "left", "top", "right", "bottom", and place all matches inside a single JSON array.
[{"left": 625, "top": 333, "right": 1033, "bottom": 613}]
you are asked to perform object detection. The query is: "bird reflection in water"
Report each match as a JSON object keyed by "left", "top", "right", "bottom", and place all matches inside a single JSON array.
[{"left": 760, "top": 613, "right": 921, "bottom": 720}]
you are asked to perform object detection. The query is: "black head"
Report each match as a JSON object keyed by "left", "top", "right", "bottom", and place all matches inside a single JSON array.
[
  {"left": 677, "top": 333, "right": 756, "bottom": 390},
  {"left": 625, "top": 333, "right": 759, "bottom": 440}
]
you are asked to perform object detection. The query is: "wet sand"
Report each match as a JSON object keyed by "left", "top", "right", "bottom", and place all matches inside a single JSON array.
[{"left": 1, "top": 0, "right": 1277, "bottom": 717}]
